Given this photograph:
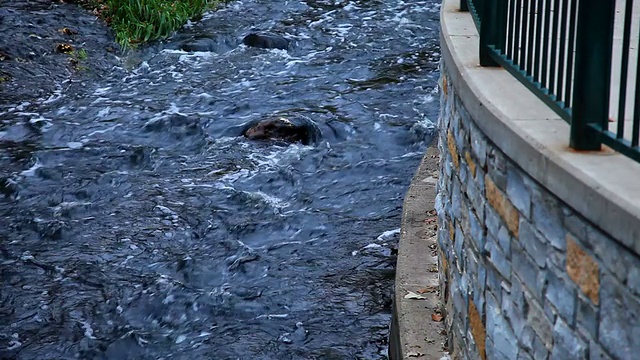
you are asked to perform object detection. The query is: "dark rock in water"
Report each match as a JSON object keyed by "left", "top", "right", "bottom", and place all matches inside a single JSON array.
[
  {"left": 178, "top": 35, "right": 234, "bottom": 53},
  {"left": 242, "top": 33, "right": 290, "bottom": 50},
  {"left": 242, "top": 117, "right": 321, "bottom": 145}
]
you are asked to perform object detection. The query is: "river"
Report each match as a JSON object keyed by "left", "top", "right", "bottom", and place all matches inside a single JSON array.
[{"left": 0, "top": 0, "right": 440, "bottom": 358}]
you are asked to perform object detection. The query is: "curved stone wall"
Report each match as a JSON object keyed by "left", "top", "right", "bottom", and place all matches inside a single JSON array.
[{"left": 437, "top": 1, "right": 640, "bottom": 359}]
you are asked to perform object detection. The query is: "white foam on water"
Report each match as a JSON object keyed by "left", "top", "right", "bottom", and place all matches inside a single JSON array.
[{"left": 377, "top": 228, "right": 401, "bottom": 241}]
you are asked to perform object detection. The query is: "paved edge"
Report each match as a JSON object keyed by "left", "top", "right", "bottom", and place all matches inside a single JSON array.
[{"left": 389, "top": 146, "right": 448, "bottom": 360}]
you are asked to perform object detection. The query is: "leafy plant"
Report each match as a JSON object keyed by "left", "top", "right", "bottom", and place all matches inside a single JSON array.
[{"left": 103, "top": 0, "right": 222, "bottom": 49}]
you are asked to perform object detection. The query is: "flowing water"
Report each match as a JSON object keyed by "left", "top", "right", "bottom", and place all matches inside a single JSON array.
[{"left": 0, "top": 0, "right": 440, "bottom": 358}]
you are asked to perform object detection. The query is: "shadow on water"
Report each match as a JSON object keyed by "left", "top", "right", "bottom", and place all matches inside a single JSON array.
[{"left": 0, "top": 0, "right": 441, "bottom": 358}]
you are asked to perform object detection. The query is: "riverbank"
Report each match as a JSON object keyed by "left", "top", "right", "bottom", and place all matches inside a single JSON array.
[
  {"left": 389, "top": 146, "right": 449, "bottom": 360},
  {"left": 0, "top": 0, "right": 120, "bottom": 107}
]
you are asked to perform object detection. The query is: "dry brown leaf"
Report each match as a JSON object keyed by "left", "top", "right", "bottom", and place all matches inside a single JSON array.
[
  {"left": 431, "top": 313, "right": 443, "bottom": 322},
  {"left": 417, "top": 286, "right": 437, "bottom": 294}
]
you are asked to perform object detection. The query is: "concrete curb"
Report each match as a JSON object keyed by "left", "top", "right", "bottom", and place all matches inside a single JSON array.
[{"left": 389, "top": 147, "right": 449, "bottom": 360}]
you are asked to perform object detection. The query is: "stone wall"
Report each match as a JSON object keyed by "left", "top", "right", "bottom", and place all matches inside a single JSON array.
[{"left": 436, "top": 66, "right": 640, "bottom": 360}]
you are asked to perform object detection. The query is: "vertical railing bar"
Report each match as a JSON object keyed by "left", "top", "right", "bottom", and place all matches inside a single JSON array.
[
  {"left": 507, "top": 0, "right": 516, "bottom": 58},
  {"left": 541, "top": 0, "right": 552, "bottom": 88},
  {"left": 548, "top": 0, "right": 561, "bottom": 97},
  {"left": 514, "top": 0, "right": 523, "bottom": 65},
  {"left": 633, "top": 30, "right": 640, "bottom": 147},
  {"left": 556, "top": 0, "right": 570, "bottom": 104},
  {"left": 564, "top": 0, "right": 578, "bottom": 107},
  {"left": 571, "top": 0, "right": 615, "bottom": 150},
  {"left": 526, "top": 0, "right": 537, "bottom": 74},
  {"left": 618, "top": 0, "right": 634, "bottom": 139},
  {"left": 520, "top": 0, "right": 530, "bottom": 67},
  {"left": 461, "top": 0, "right": 469, "bottom": 12},
  {"left": 533, "top": 0, "right": 544, "bottom": 81}
]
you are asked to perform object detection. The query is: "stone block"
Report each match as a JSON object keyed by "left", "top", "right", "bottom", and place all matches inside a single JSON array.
[
  {"left": 531, "top": 332, "right": 550, "bottom": 360},
  {"left": 448, "top": 129, "right": 459, "bottom": 169},
  {"left": 518, "top": 350, "right": 535, "bottom": 360},
  {"left": 486, "top": 291, "right": 519, "bottom": 359},
  {"left": 531, "top": 188, "right": 565, "bottom": 250},
  {"left": 487, "top": 147, "right": 507, "bottom": 191},
  {"left": 524, "top": 290, "right": 554, "bottom": 346},
  {"left": 486, "top": 236, "right": 511, "bottom": 281},
  {"left": 469, "top": 120, "right": 487, "bottom": 167},
  {"left": 586, "top": 226, "right": 635, "bottom": 293},
  {"left": 486, "top": 264, "right": 504, "bottom": 304},
  {"left": 566, "top": 234, "right": 599, "bottom": 305},
  {"left": 598, "top": 271, "right": 640, "bottom": 360},
  {"left": 469, "top": 298, "right": 486, "bottom": 360},
  {"left": 506, "top": 162, "right": 532, "bottom": 218},
  {"left": 485, "top": 203, "right": 501, "bottom": 239},
  {"left": 589, "top": 340, "right": 614, "bottom": 360},
  {"left": 512, "top": 243, "right": 545, "bottom": 299},
  {"left": 468, "top": 208, "right": 485, "bottom": 253},
  {"left": 576, "top": 292, "right": 598, "bottom": 341},
  {"left": 486, "top": 174, "right": 520, "bottom": 237},
  {"left": 545, "top": 270, "right": 576, "bottom": 326},
  {"left": 502, "top": 284, "right": 526, "bottom": 336},
  {"left": 465, "top": 151, "right": 477, "bottom": 178},
  {"left": 497, "top": 225, "right": 512, "bottom": 259},
  {"left": 562, "top": 207, "right": 587, "bottom": 243},
  {"left": 519, "top": 218, "right": 547, "bottom": 268},
  {"left": 466, "top": 179, "right": 485, "bottom": 223},
  {"left": 550, "top": 318, "right": 587, "bottom": 360}
]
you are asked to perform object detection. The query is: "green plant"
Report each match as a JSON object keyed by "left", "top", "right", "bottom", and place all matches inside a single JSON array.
[{"left": 104, "top": 0, "right": 222, "bottom": 49}]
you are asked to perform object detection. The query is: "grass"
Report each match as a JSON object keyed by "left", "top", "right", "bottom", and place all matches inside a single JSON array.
[{"left": 102, "top": 0, "right": 222, "bottom": 49}]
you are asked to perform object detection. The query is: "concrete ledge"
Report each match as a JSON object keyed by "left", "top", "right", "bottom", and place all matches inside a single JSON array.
[
  {"left": 440, "top": 0, "right": 640, "bottom": 255},
  {"left": 389, "top": 147, "right": 448, "bottom": 360}
]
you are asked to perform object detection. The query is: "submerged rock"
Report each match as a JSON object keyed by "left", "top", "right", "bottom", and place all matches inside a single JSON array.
[
  {"left": 241, "top": 117, "right": 321, "bottom": 145},
  {"left": 242, "top": 33, "right": 290, "bottom": 50}
]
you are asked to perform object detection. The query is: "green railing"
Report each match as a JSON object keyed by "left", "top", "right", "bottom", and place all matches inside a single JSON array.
[{"left": 461, "top": 0, "right": 640, "bottom": 162}]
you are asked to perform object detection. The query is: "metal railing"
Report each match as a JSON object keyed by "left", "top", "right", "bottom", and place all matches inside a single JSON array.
[{"left": 461, "top": 0, "right": 640, "bottom": 162}]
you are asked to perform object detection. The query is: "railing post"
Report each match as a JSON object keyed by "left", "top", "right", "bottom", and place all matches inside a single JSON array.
[
  {"left": 570, "top": 0, "right": 615, "bottom": 150},
  {"left": 460, "top": 0, "right": 468, "bottom": 12},
  {"left": 479, "top": 0, "right": 507, "bottom": 66}
]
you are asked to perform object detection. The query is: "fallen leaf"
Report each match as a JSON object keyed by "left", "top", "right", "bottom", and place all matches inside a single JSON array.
[
  {"left": 404, "top": 291, "right": 428, "bottom": 300},
  {"left": 417, "top": 286, "right": 437, "bottom": 294},
  {"left": 406, "top": 351, "right": 424, "bottom": 357},
  {"left": 423, "top": 217, "right": 437, "bottom": 225},
  {"left": 431, "top": 313, "right": 443, "bottom": 322}
]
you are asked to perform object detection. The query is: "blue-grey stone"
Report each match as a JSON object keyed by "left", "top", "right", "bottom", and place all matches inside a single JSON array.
[
  {"left": 487, "top": 147, "right": 507, "bottom": 191},
  {"left": 518, "top": 218, "right": 547, "bottom": 268},
  {"left": 562, "top": 208, "right": 587, "bottom": 242},
  {"left": 598, "top": 272, "right": 640, "bottom": 360},
  {"left": 486, "top": 236, "right": 511, "bottom": 281},
  {"left": 487, "top": 291, "right": 519, "bottom": 359},
  {"left": 531, "top": 331, "right": 550, "bottom": 360},
  {"left": 524, "top": 290, "right": 553, "bottom": 345},
  {"left": 506, "top": 163, "right": 531, "bottom": 218},
  {"left": 586, "top": 226, "right": 635, "bottom": 289},
  {"left": 576, "top": 293, "right": 598, "bottom": 340},
  {"left": 545, "top": 270, "right": 576, "bottom": 326},
  {"left": 454, "top": 124, "right": 467, "bottom": 156},
  {"left": 531, "top": 188, "right": 566, "bottom": 250},
  {"left": 486, "top": 263, "right": 504, "bottom": 304},
  {"left": 589, "top": 340, "right": 614, "bottom": 360},
  {"left": 497, "top": 225, "right": 512, "bottom": 258},
  {"left": 466, "top": 179, "right": 485, "bottom": 223},
  {"left": 452, "top": 177, "right": 462, "bottom": 218},
  {"left": 546, "top": 246, "right": 565, "bottom": 273},
  {"left": 469, "top": 121, "right": 487, "bottom": 167},
  {"left": 455, "top": 224, "right": 465, "bottom": 267},
  {"left": 485, "top": 204, "right": 501, "bottom": 239},
  {"left": 550, "top": 318, "right": 587, "bottom": 360},
  {"left": 502, "top": 284, "right": 526, "bottom": 335},
  {"left": 518, "top": 350, "right": 535, "bottom": 360},
  {"left": 512, "top": 243, "right": 545, "bottom": 299},
  {"left": 468, "top": 208, "right": 485, "bottom": 253}
]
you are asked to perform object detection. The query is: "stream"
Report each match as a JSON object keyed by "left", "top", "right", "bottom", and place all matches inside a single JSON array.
[{"left": 0, "top": 0, "right": 440, "bottom": 358}]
